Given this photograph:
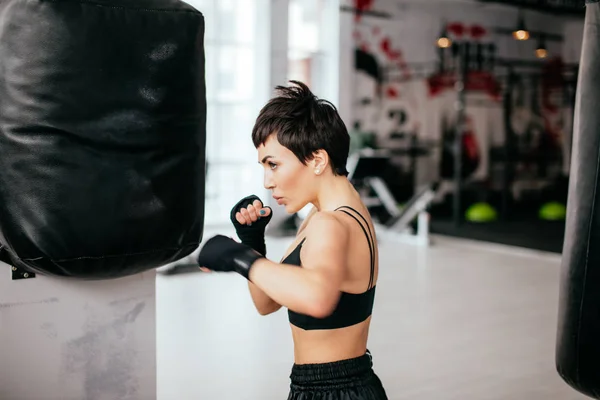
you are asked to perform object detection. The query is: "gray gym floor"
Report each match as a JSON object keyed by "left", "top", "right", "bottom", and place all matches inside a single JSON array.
[{"left": 156, "top": 229, "right": 586, "bottom": 400}]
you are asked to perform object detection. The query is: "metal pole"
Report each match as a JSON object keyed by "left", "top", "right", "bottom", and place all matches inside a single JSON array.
[
  {"left": 453, "top": 44, "right": 467, "bottom": 227},
  {"left": 502, "top": 69, "right": 515, "bottom": 221}
]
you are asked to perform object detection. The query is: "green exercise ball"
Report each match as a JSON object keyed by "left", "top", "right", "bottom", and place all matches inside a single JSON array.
[
  {"left": 539, "top": 201, "right": 566, "bottom": 221},
  {"left": 465, "top": 202, "right": 498, "bottom": 223}
]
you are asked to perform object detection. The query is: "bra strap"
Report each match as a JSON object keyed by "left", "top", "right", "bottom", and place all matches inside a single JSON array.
[
  {"left": 335, "top": 205, "right": 375, "bottom": 242},
  {"left": 334, "top": 206, "right": 376, "bottom": 290},
  {"left": 335, "top": 206, "right": 376, "bottom": 255}
]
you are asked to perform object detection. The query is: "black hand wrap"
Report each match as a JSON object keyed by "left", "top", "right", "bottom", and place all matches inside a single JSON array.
[
  {"left": 197, "top": 235, "right": 263, "bottom": 280},
  {"left": 230, "top": 195, "right": 272, "bottom": 256}
]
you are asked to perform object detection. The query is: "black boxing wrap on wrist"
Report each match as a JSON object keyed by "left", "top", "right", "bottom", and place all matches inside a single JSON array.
[
  {"left": 197, "top": 235, "right": 263, "bottom": 280},
  {"left": 229, "top": 247, "right": 263, "bottom": 280},
  {"left": 230, "top": 195, "right": 272, "bottom": 256}
]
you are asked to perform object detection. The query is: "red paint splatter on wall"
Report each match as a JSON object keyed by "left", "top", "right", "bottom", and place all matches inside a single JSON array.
[
  {"left": 447, "top": 22, "right": 466, "bottom": 38},
  {"left": 446, "top": 22, "right": 489, "bottom": 40},
  {"left": 380, "top": 37, "right": 402, "bottom": 61},
  {"left": 353, "top": 0, "right": 375, "bottom": 22},
  {"left": 386, "top": 86, "right": 399, "bottom": 98},
  {"left": 470, "top": 25, "right": 487, "bottom": 40}
]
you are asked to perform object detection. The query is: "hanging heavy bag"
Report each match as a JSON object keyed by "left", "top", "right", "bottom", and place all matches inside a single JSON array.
[
  {"left": 0, "top": 0, "right": 207, "bottom": 279},
  {"left": 556, "top": 1, "right": 600, "bottom": 399}
]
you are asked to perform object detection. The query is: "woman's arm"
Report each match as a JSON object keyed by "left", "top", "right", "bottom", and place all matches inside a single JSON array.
[
  {"left": 247, "top": 282, "right": 282, "bottom": 315},
  {"left": 246, "top": 205, "right": 319, "bottom": 316},
  {"left": 248, "top": 213, "right": 349, "bottom": 318}
]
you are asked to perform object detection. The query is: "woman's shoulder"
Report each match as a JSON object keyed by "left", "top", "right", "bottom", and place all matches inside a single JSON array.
[
  {"left": 300, "top": 202, "right": 372, "bottom": 239},
  {"left": 297, "top": 212, "right": 351, "bottom": 261},
  {"left": 303, "top": 210, "right": 351, "bottom": 237}
]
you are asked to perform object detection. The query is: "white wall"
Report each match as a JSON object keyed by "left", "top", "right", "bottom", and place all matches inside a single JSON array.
[
  {"left": 339, "top": 0, "right": 583, "bottom": 107},
  {"left": 337, "top": 0, "right": 584, "bottom": 191},
  {"left": 341, "top": 0, "right": 583, "bottom": 63},
  {"left": 0, "top": 268, "right": 157, "bottom": 400}
]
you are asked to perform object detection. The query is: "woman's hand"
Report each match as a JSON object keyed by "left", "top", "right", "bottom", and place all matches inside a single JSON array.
[
  {"left": 230, "top": 195, "right": 272, "bottom": 256},
  {"left": 234, "top": 198, "right": 272, "bottom": 226}
]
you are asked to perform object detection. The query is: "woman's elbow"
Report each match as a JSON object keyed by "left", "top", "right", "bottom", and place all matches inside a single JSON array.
[
  {"left": 257, "top": 308, "right": 275, "bottom": 316},
  {"left": 307, "top": 291, "right": 340, "bottom": 319},
  {"left": 256, "top": 303, "right": 281, "bottom": 316}
]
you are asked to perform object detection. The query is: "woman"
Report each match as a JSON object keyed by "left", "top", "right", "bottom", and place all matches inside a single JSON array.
[{"left": 197, "top": 81, "right": 388, "bottom": 400}]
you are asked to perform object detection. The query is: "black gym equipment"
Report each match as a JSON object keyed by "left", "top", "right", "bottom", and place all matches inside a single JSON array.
[
  {"left": 347, "top": 149, "right": 438, "bottom": 245},
  {"left": 556, "top": 1, "right": 600, "bottom": 399}
]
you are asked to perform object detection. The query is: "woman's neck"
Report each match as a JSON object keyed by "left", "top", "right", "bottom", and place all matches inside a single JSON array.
[{"left": 312, "top": 175, "right": 358, "bottom": 212}]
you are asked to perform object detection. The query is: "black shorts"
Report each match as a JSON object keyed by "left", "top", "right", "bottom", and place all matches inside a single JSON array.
[{"left": 287, "top": 351, "right": 388, "bottom": 400}]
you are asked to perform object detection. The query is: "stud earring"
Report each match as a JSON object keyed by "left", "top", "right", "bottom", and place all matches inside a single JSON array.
[{"left": 315, "top": 169, "right": 321, "bottom": 174}]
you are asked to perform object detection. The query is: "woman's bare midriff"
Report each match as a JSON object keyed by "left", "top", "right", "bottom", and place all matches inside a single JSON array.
[
  {"left": 285, "top": 202, "right": 378, "bottom": 365},
  {"left": 290, "top": 316, "right": 372, "bottom": 364}
]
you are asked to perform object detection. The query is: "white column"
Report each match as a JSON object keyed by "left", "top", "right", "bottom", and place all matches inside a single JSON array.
[
  {"left": 265, "top": 0, "right": 293, "bottom": 230},
  {"left": 337, "top": 0, "right": 355, "bottom": 129},
  {"left": 269, "top": 0, "right": 290, "bottom": 90},
  {"left": 0, "top": 265, "right": 157, "bottom": 400}
]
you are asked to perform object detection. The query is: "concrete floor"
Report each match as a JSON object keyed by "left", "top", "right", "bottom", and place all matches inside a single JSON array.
[{"left": 156, "top": 229, "right": 586, "bottom": 400}]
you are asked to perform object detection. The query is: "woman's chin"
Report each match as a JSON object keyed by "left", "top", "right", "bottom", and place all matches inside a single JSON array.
[
  {"left": 286, "top": 202, "right": 311, "bottom": 215},
  {"left": 284, "top": 203, "right": 301, "bottom": 214}
]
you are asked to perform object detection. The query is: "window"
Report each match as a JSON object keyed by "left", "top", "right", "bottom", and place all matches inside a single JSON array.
[
  {"left": 183, "top": 0, "right": 270, "bottom": 225},
  {"left": 287, "top": 0, "right": 340, "bottom": 103},
  {"left": 180, "top": 0, "right": 342, "bottom": 225},
  {"left": 287, "top": 0, "right": 341, "bottom": 219}
]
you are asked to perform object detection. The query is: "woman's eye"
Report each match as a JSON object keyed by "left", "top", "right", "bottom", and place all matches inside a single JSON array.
[{"left": 268, "top": 162, "right": 277, "bottom": 170}]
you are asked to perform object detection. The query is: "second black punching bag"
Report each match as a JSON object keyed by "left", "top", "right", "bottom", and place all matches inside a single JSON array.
[{"left": 556, "top": 1, "right": 600, "bottom": 398}]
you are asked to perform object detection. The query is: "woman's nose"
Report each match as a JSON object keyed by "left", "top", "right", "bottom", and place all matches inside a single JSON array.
[{"left": 264, "top": 172, "right": 275, "bottom": 190}]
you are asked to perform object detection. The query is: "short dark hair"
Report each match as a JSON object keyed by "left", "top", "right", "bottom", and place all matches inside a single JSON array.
[{"left": 252, "top": 80, "right": 350, "bottom": 176}]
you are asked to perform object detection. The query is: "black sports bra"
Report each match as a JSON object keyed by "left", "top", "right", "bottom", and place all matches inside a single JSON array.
[{"left": 283, "top": 205, "right": 377, "bottom": 330}]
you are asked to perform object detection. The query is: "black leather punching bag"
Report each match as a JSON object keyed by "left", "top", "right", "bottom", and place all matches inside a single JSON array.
[
  {"left": 556, "top": 1, "right": 600, "bottom": 398},
  {"left": 0, "top": 0, "right": 206, "bottom": 279}
]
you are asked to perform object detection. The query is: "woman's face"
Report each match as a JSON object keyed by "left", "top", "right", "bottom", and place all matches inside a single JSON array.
[{"left": 257, "top": 134, "right": 317, "bottom": 214}]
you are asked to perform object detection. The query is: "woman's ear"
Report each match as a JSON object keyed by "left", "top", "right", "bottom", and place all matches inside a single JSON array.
[{"left": 311, "top": 149, "right": 329, "bottom": 175}]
